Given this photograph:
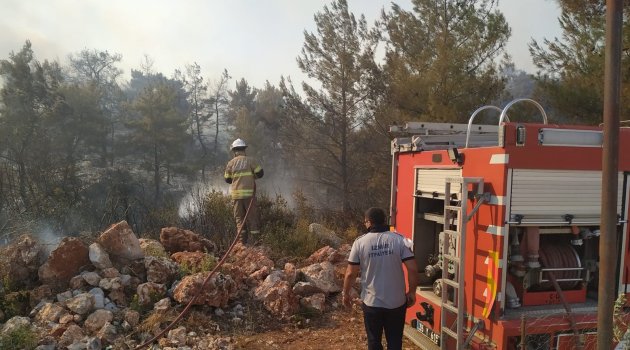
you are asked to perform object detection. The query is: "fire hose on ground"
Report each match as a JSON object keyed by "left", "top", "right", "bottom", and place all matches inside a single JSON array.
[{"left": 134, "top": 194, "right": 255, "bottom": 350}]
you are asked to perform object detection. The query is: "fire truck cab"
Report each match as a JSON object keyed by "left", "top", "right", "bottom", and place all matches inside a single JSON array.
[{"left": 390, "top": 99, "right": 630, "bottom": 349}]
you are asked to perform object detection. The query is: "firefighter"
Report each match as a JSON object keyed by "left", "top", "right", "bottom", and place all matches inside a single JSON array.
[
  {"left": 343, "top": 207, "right": 418, "bottom": 350},
  {"left": 224, "top": 138, "right": 263, "bottom": 244}
]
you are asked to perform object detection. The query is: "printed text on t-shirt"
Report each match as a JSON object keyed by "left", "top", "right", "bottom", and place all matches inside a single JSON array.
[{"left": 369, "top": 243, "right": 393, "bottom": 258}]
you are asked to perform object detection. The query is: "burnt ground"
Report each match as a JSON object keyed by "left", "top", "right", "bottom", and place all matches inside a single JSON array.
[
  {"left": 228, "top": 301, "right": 418, "bottom": 349},
  {"left": 135, "top": 292, "right": 418, "bottom": 349}
]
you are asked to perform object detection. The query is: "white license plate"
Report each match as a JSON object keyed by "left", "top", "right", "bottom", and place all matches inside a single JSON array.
[{"left": 416, "top": 322, "right": 441, "bottom": 346}]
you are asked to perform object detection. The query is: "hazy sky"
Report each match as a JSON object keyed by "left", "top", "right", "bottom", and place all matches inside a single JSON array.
[{"left": 1, "top": 0, "right": 562, "bottom": 88}]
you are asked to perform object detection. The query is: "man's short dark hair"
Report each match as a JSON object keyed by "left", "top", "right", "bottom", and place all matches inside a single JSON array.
[{"left": 365, "top": 207, "right": 387, "bottom": 226}]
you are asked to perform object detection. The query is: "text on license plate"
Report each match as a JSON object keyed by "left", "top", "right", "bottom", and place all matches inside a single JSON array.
[{"left": 416, "top": 322, "right": 440, "bottom": 346}]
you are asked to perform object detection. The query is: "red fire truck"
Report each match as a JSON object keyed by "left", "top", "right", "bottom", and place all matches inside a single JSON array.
[{"left": 390, "top": 99, "right": 630, "bottom": 349}]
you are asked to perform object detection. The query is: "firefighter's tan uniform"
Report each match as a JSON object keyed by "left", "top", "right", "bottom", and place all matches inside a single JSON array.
[{"left": 224, "top": 149, "right": 263, "bottom": 244}]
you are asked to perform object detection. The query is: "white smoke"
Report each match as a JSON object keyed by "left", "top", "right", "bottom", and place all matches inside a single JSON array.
[
  {"left": 178, "top": 180, "right": 230, "bottom": 219},
  {"left": 36, "top": 226, "right": 63, "bottom": 257}
]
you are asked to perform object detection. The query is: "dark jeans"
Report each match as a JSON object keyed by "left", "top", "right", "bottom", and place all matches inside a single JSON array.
[{"left": 362, "top": 302, "right": 407, "bottom": 350}]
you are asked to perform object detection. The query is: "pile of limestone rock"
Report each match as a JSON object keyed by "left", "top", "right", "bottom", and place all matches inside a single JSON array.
[{"left": 0, "top": 221, "right": 354, "bottom": 349}]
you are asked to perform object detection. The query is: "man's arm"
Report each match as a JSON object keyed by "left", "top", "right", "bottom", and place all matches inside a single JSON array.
[
  {"left": 253, "top": 160, "right": 264, "bottom": 179},
  {"left": 343, "top": 263, "right": 360, "bottom": 308},
  {"left": 224, "top": 163, "right": 233, "bottom": 184},
  {"left": 403, "top": 258, "right": 418, "bottom": 307}
]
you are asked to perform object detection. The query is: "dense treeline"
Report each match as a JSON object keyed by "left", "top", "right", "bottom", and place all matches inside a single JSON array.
[{"left": 0, "top": 0, "right": 624, "bottom": 240}]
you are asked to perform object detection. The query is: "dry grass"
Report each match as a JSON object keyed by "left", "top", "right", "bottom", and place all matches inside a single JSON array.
[
  {"left": 181, "top": 309, "right": 221, "bottom": 333},
  {"left": 136, "top": 308, "right": 179, "bottom": 335}
]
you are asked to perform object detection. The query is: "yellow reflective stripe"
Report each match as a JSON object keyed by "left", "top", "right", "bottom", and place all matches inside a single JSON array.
[
  {"left": 232, "top": 171, "right": 254, "bottom": 178},
  {"left": 224, "top": 172, "right": 231, "bottom": 179},
  {"left": 232, "top": 189, "right": 254, "bottom": 195},
  {"left": 253, "top": 166, "right": 262, "bottom": 173},
  {"left": 231, "top": 190, "right": 254, "bottom": 199}
]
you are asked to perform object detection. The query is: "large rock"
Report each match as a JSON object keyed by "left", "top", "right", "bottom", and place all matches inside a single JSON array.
[
  {"left": 167, "top": 326, "right": 187, "bottom": 346},
  {"left": 108, "top": 289, "right": 127, "bottom": 306},
  {"left": 139, "top": 238, "right": 167, "bottom": 257},
  {"left": 228, "top": 243, "right": 274, "bottom": 275},
  {"left": 292, "top": 281, "right": 324, "bottom": 297},
  {"left": 30, "top": 284, "right": 53, "bottom": 307},
  {"left": 65, "top": 293, "right": 95, "bottom": 315},
  {"left": 153, "top": 297, "right": 171, "bottom": 312},
  {"left": 82, "top": 271, "right": 102, "bottom": 286},
  {"left": 88, "top": 288, "right": 105, "bottom": 309},
  {"left": 299, "top": 261, "right": 341, "bottom": 293},
  {"left": 49, "top": 323, "right": 68, "bottom": 337},
  {"left": 309, "top": 223, "right": 342, "bottom": 248},
  {"left": 120, "top": 259, "right": 146, "bottom": 281},
  {"left": 253, "top": 271, "right": 299, "bottom": 318},
  {"left": 69, "top": 275, "right": 87, "bottom": 290},
  {"left": 58, "top": 324, "right": 85, "bottom": 348},
  {"left": 89, "top": 243, "right": 113, "bottom": 270},
  {"left": 306, "top": 245, "right": 350, "bottom": 265},
  {"left": 145, "top": 256, "right": 179, "bottom": 285},
  {"left": 0, "top": 234, "right": 44, "bottom": 289},
  {"left": 300, "top": 292, "right": 327, "bottom": 312},
  {"left": 38, "top": 237, "right": 90, "bottom": 287},
  {"left": 248, "top": 265, "right": 271, "bottom": 285},
  {"left": 219, "top": 263, "right": 248, "bottom": 290},
  {"left": 1, "top": 316, "right": 31, "bottom": 334},
  {"left": 101, "top": 267, "right": 120, "bottom": 279},
  {"left": 35, "top": 302, "right": 66, "bottom": 323},
  {"left": 98, "top": 277, "right": 122, "bottom": 291},
  {"left": 136, "top": 282, "right": 167, "bottom": 305},
  {"left": 220, "top": 244, "right": 276, "bottom": 291},
  {"left": 96, "top": 322, "right": 117, "bottom": 345},
  {"left": 159, "top": 227, "right": 216, "bottom": 254},
  {"left": 97, "top": 221, "right": 144, "bottom": 264},
  {"left": 123, "top": 310, "right": 140, "bottom": 327},
  {"left": 84, "top": 309, "right": 113, "bottom": 333},
  {"left": 173, "top": 272, "right": 237, "bottom": 308}
]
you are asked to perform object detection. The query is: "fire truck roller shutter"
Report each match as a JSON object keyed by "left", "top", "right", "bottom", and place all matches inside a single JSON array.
[
  {"left": 509, "top": 169, "right": 624, "bottom": 224},
  {"left": 415, "top": 168, "right": 462, "bottom": 200}
]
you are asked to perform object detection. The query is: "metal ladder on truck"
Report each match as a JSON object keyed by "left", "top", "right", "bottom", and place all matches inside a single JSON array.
[{"left": 440, "top": 177, "right": 486, "bottom": 350}]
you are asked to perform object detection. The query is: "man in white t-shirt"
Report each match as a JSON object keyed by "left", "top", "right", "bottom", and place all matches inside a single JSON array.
[{"left": 343, "top": 207, "right": 418, "bottom": 350}]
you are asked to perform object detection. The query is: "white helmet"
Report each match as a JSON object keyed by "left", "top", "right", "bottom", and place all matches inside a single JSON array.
[{"left": 231, "top": 138, "right": 247, "bottom": 150}]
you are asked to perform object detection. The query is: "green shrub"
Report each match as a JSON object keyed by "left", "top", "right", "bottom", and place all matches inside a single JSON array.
[
  {"left": 142, "top": 198, "right": 180, "bottom": 239},
  {"left": 258, "top": 193, "right": 295, "bottom": 232},
  {"left": 129, "top": 291, "right": 164, "bottom": 315},
  {"left": 129, "top": 294, "right": 144, "bottom": 314},
  {"left": 142, "top": 244, "right": 169, "bottom": 258},
  {"left": 0, "top": 324, "right": 37, "bottom": 350},
  {"left": 181, "top": 190, "right": 236, "bottom": 249},
  {"left": 263, "top": 218, "right": 320, "bottom": 260},
  {"left": 178, "top": 255, "right": 217, "bottom": 276},
  {"left": 0, "top": 291, "right": 30, "bottom": 320}
]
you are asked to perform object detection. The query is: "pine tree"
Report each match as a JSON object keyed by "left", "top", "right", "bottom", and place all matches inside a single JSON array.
[
  {"left": 529, "top": 1, "right": 629, "bottom": 124},
  {"left": 281, "top": 0, "right": 377, "bottom": 212},
  {"left": 127, "top": 81, "right": 189, "bottom": 199},
  {"left": 379, "top": 0, "right": 511, "bottom": 123}
]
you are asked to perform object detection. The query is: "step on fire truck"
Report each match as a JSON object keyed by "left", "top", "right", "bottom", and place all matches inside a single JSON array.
[{"left": 390, "top": 99, "right": 630, "bottom": 350}]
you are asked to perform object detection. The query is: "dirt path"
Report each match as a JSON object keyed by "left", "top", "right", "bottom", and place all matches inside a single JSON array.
[{"left": 232, "top": 306, "right": 418, "bottom": 349}]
